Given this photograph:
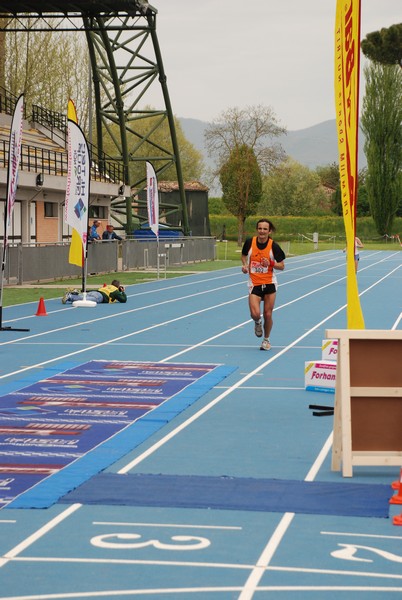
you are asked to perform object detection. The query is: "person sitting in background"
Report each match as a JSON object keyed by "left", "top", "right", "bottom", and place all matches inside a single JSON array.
[
  {"left": 62, "top": 280, "right": 127, "bottom": 304},
  {"left": 89, "top": 220, "right": 101, "bottom": 241},
  {"left": 102, "top": 224, "right": 122, "bottom": 241}
]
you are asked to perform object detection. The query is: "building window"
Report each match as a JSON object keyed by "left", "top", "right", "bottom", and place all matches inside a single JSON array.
[
  {"left": 44, "top": 202, "right": 57, "bottom": 218},
  {"left": 89, "top": 206, "right": 107, "bottom": 220}
]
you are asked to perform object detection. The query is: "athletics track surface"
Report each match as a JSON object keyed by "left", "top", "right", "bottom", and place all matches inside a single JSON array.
[{"left": 0, "top": 248, "right": 401, "bottom": 599}]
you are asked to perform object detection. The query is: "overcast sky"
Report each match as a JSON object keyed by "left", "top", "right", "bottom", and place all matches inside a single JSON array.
[{"left": 152, "top": 0, "right": 400, "bottom": 131}]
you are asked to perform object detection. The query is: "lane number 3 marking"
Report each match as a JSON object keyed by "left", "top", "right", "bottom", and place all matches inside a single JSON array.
[{"left": 91, "top": 533, "right": 211, "bottom": 551}]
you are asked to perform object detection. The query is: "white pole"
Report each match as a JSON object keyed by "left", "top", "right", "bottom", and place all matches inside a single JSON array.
[{"left": 157, "top": 237, "right": 160, "bottom": 280}]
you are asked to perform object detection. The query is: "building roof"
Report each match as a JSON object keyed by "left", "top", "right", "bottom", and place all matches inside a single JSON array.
[{"left": 157, "top": 181, "right": 209, "bottom": 193}]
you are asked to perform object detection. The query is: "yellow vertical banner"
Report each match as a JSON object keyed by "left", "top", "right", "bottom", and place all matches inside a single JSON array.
[
  {"left": 334, "top": 0, "right": 365, "bottom": 329},
  {"left": 69, "top": 227, "right": 84, "bottom": 267},
  {"left": 66, "top": 100, "right": 84, "bottom": 267}
]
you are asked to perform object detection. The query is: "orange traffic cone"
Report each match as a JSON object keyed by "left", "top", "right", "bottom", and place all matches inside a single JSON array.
[
  {"left": 393, "top": 513, "right": 402, "bottom": 526},
  {"left": 390, "top": 468, "right": 402, "bottom": 505},
  {"left": 35, "top": 297, "right": 47, "bottom": 316}
]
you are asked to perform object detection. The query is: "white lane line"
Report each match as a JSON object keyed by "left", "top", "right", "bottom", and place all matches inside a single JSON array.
[
  {"left": 393, "top": 314, "right": 402, "bottom": 329},
  {"left": 163, "top": 259, "right": 401, "bottom": 364},
  {"left": 238, "top": 263, "right": 402, "bottom": 600},
  {"left": 0, "top": 257, "right": 399, "bottom": 588},
  {"left": 118, "top": 300, "right": 348, "bottom": 474},
  {"left": 162, "top": 275, "right": 347, "bottom": 362},
  {"left": 0, "top": 504, "right": 81, "bottom": 569},
  {"left": 304, "top": 433, "right": 334, "bottom": 482},
  {"left": 2, "top": 256, "right": 398, "bottom": 390},
  {"left": 0, "top": 281, "right": 245, "bottom": 340},
  {"left": 92, "top": 521, "right": 242, "bottom": 530},
  {"left": 0, "top": 257, "right": 343, "bottom": 328},
  {"left": 1, "top": 585, "right": 402, "bottom": 600},
  {"left": 0, "top": 262, "right": 351, "bottom": 379},
  {"left": 1, "top": 270, "right": 242, "bottom": 311},
  {"left": 321, "top": 531, "right": 402, "bottom": 540},
  {"left": 2, "top": 248, "right": 397, "bottom": 338},
  {"left": 239, "top": 513, "right": 296, "bottom": 600},
  {"left": 0, "top": 296, "right": 246, "bottom": 380},
  {"left": 0, "top": 250, "right": 345, "bottom": 314},
  {"left": 0, "top": 519, "right": 16, "bottom": 523}
]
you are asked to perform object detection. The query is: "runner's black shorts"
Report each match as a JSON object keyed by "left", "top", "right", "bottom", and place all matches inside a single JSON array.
[{"left": 250, "top": 284, "right": 276, "bottom": 297}]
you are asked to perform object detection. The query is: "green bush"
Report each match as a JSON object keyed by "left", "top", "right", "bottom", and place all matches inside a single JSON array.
[
  {"left": 208, "top": 197, "right": 228, "bottom": 215},
  {"left": 209, "top": 215, "right": 402, "bottom": 242}
]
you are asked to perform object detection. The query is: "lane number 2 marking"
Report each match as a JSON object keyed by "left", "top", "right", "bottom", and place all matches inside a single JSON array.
[{"left": 332, "top": 543, "right": 402, "bottom": 563}]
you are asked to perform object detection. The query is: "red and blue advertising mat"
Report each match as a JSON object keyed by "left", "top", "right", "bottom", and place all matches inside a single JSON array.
[{"left": 0, "top": 360, "right": 235, "bottom": 509}]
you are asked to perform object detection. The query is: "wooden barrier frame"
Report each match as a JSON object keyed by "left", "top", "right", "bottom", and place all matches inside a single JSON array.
[{"left": 326, "top": 329, "right": 402, "bottom": 477}]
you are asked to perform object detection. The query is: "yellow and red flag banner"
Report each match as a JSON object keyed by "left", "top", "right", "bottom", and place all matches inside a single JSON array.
[
  {"left": 334, "top": 0, "right": 365, "bottom": 329},
  {"left": 68, "top": 228, "right": 84, "bottom": 267},
  {"left": 67, "top": 98, "right": 78, "bottom": 123},
  {"left": 66, "top": 100, "right": 85, "bottom": 267}
]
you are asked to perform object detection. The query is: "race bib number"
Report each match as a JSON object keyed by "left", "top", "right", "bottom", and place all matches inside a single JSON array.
[{"left": 250, "top": 260, "right": 268, "bottom": 274}]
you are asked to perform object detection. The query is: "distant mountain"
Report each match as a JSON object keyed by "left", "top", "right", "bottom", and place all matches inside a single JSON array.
[
  {"left": 179, "top": 118, "right": 209, "bottom": 156},
  {"left": 277, "top": 120, "right": 367, "bottom": 170},
  {"left": 179, "top": 117, "right": 367, "bottom": 178}
]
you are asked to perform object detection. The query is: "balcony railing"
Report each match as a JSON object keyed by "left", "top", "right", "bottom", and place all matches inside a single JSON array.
[
  {"left": 0, "top": 139, "right": 123, "bottom": 183},
  {"left": 0, "top": 87, "right": 124, "bottom": 184}
]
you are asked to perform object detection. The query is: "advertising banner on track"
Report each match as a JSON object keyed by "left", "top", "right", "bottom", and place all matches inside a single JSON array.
[{"left": 0, "top": 360, "right": 222, "bottom": 508}]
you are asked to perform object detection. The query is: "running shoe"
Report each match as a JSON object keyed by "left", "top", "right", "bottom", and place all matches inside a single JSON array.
[
  {"left": 254, "top": 319, "right": 263, "bottom": 337},
  {"left": 61, "top": 291, "right": 71, "bottom": 304},
  {"left": 260, "top": 339, "right": 271, "bottom": 351}
]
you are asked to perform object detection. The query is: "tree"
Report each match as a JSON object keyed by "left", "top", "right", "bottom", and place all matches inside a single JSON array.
[
  {"left": 332, "top": 171, "right": 370, "bottom": 217},
  {"left": 361, "top": 24, "right": 402, "bottom": 67},
  {"left": 4, "top": 24, "right": 90, "bottom": 126},
  {"left": 360, "top": 62, "right": 402, "bottom": 235},
  {"left": 205, "top": 105, "right": 286, "bottom": 175},
  {"left": 315, "top": 163, "right": 339, "bottom": 214},
  {"left": 208, "top": 196, "right": 227, "bottom": 215},
  {"left": 2, "top": 24, "right": 204, "bottom": 189},
  {"left": 205, "top": 105, "right": 285, "bottom": 243},
  {"left": 100, "top": 110, "right": 205, "bottom": 185},
  {"left": 219, "top": 144, "right": 262, "bottom": 245},
  {"left": 315, "top": 162, "right": 340, "bottom": 190},
  {"left": 316, "top": 164, "right": 371, "bottom": 217},
  {"left": 259, "top": 158, "right": 330, "bottom": 216},
  {"left": 355, "top": 169, "right": 371, "bottom": 217}
]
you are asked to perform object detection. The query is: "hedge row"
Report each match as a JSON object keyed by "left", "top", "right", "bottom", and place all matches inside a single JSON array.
[{"left": 209, "top": 215, "right": 402, "bottom": 241}]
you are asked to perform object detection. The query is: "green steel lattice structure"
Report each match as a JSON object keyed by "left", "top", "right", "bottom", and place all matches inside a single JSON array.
[{"left": 0, "top": 1, "right": 190, "bottom": 234}]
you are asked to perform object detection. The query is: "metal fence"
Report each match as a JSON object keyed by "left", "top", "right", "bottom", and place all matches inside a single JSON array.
[
  {"left": 122, "top": 238, "right": 215, "bottom": 271},
  {"left": 2, "top": 237, "right": 216, "bottom": 284}
]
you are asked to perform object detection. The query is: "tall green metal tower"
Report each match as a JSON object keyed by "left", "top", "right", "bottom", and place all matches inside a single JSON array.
[{"left": 0, "top": 1, "right": 190, "bottom": 234}]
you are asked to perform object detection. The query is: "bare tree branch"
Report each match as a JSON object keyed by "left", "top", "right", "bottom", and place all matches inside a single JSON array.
[{"left": 205, "top": 104, "right": 286, "bottom": 175}]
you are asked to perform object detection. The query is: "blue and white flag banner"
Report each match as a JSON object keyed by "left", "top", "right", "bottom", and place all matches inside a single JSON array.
[
  {"left": 64, "top": 120, "right": 90, "bottom": 252},
  {"left": 146, "top": 161, "right": 159, "bottom": 237},
  {"left": 4, "top": 94, "right": 24, "bottom": 251}
]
